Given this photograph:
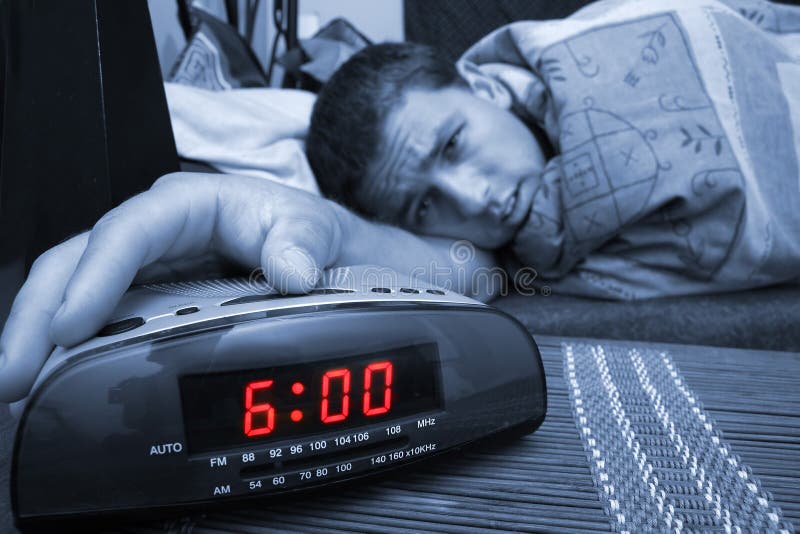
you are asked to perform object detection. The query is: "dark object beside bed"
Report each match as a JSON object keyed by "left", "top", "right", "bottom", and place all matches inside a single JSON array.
[{"left": 0, "top": 0, "right": 178, "bottom": 325}]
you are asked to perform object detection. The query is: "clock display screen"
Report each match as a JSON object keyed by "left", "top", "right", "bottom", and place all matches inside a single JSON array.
[{"left": 179, "top": 343, "right": 441, "bottom": 454}]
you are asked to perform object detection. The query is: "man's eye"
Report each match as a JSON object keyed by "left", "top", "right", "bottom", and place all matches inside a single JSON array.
[
  {"left": 416, "top": 196, "right": 432, "bottom": 224},
  {"left": 442, "top": 128, "right": 462, "bottom": 160}
]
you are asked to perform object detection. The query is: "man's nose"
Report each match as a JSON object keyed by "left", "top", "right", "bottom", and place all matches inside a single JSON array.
[{"left": 436, "top": 171, "right": 498, "bottom": 218}]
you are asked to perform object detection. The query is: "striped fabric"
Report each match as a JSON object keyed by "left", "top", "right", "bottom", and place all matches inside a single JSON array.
[{"left": 565, "top": 342, "right": 794, "bottom": 533}]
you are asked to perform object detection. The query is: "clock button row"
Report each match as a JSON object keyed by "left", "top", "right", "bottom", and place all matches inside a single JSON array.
[{"left": 99, "top": 283, "right": 451, "bottom": 334}]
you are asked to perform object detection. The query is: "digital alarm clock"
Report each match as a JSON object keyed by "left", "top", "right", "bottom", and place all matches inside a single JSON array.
[{"left": 12, "top": 266, "right": 546, "bottom": 523}]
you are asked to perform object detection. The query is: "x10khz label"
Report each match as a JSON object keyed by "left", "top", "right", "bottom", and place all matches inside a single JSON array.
[{"left": 370, "top": 443, "right": 437, "bottom": 466}]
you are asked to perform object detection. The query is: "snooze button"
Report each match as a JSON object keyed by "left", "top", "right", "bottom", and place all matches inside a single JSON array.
[{"left": 97, "top": 317, "right": 145, "bottom": 336}]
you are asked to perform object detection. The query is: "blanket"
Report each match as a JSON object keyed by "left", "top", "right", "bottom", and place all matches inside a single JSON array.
[{"left": 461, "top": 0, "right": 800, "bottom": 299}]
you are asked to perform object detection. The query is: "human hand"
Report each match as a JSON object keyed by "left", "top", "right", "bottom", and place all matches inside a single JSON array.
[{"left": 0, "top": 172, "right": 346, "bottom": 402}]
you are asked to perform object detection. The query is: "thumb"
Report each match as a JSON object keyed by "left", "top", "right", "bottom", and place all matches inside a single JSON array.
[{"left": 260, "top": 216, "right": 341, "bottom": 294}]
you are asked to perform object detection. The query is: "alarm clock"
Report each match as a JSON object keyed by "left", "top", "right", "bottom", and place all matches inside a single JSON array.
[{"left": 12, "top": 266, "right": 546, "bottom": 523}]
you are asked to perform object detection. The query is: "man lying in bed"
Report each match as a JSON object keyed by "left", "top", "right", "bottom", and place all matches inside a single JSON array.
[
  {"left": 1, "top": 0, "right": 799, "bottom": 401},
  {"left": 307, "top": 0, "right": 800, "bottom": 300}
]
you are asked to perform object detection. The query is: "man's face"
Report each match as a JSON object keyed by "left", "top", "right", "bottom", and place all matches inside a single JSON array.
[{"left": 357, "top": 85, "right": 546, "bottom": 249}]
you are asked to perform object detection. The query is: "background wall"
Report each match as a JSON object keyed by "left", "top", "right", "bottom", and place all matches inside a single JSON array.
[
  {"left": 298, "top": 0, "right": 404, "bottom": 42},
  {"left": 147, "top": 0, "right": 404, "bottom": 79}
]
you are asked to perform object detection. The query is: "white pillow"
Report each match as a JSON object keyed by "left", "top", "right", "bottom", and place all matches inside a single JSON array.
[{"left": 164, "top": 82, "right": 321, "bottom": 195}]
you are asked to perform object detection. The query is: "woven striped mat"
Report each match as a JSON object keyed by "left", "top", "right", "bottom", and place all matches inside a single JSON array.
[
  {"left": 109, "top": 337, "right": 799, "bottom": 533},
  {"left": 564, "top": 342, "right": 795, "bottom": 533}
]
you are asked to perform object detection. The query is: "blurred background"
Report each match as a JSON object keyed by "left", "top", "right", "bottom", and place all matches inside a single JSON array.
[{"left": 148, "top": 0, "right": 404, "bottom": 82}]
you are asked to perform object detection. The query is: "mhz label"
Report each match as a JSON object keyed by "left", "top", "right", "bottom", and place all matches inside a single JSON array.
[{"left": 417, "top": 417, "right": 436, "bottom": 429}]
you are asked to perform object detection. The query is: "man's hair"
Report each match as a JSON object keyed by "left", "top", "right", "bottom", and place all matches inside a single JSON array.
[{"left": 306, "top": 42, "right": 464, "bottom": 212}]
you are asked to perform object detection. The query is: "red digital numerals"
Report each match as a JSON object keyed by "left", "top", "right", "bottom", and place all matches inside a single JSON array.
[
  {"left": 321, "top": 361, "right": 393, "bottom": 423},
  {"left": 321, "top": 368, "right": 351, "bottom": 423},
  {"left": 363, "top": 361, "right": 393, "bottom": 416},
  {"left": 243, "top": 380, "right": 276, "bottom": 437},
  {"left": 242, "top": 361, "right": 394, "bottom": 437}
]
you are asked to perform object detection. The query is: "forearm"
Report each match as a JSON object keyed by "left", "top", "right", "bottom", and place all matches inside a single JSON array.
[{"left": 332, "top": 203, "right": 503, "bottom": 301}]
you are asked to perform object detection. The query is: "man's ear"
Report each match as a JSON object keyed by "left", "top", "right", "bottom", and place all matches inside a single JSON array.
[{"left": 456, "top": 60, "right": 513, "bottom": 109}]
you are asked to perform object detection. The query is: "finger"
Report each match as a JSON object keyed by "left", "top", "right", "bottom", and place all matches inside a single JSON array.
[
  {"left": 50, "top": 177, "right": 220, "bottom": 347},
  {"left": 261, "top": 214, "right": 342, "bottom": 294},
  {"left": 0, "top": 233, "right": 89, "bottom": 402}
]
